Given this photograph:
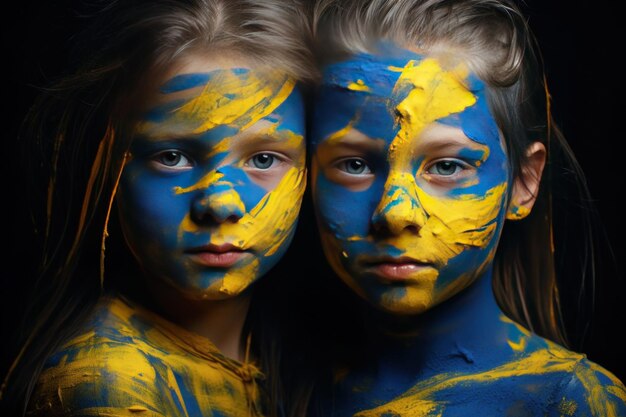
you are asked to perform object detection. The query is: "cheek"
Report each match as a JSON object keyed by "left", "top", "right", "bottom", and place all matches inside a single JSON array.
[
  {"left": 117, "top": 169, "right": 189, "bottom": 249},
  {"left": 313, "top": 167, "right": 383, "bottom": 239},
  {"left": 219, "top": 165, "right": 268, "bottom": 211}
]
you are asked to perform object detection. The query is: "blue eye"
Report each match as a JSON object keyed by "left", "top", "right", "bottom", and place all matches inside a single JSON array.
[
  {"left": 151, "top": 150, "right": 192, "bottom": 171},
  {"left": 247, "top": 153, "right": 278, "bottom": 170},
  {"left": 338, "top": 158, "right": 372, "bottom": 175},
  {"left": 428, "top": 160, "right": 464, "bottom": 176}
]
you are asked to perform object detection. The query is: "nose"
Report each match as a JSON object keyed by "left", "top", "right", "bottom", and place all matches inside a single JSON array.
[
  {"left": 191, "top": 182, "right": 245, "bottom": 224},
  {"left": 371, "top": 172, "right": 427, "bottom": 235}
]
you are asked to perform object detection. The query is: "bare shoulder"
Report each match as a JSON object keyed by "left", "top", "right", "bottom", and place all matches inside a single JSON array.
[{"left": 27, "top": 298, "right": 165, "bottom": 417}]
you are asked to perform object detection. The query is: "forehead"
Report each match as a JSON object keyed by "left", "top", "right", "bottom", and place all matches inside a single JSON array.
[
  {"left": 137, "top": 59, "right": 302, "bottom": 140},
  {"left": 312, "top": 45, "right": 500, "bottom": 147}
]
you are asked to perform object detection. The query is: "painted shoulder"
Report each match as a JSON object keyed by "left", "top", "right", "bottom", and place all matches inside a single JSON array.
[
  {"left": 556, "top": 357, "right": 626, "bottom": 417},
  {"left": 504, "top": 317, "right": 626, "bottom": 416},
  {"left": 27, "top": 297, "right": 166, "bottom": 417}
]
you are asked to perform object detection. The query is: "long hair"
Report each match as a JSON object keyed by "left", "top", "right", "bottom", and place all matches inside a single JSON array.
[
  {"left": 312, "top": 0, "right": 600, "bottom": 348},
  {"left": 1, "top": 1, "right": 316, "bottom": 415}
]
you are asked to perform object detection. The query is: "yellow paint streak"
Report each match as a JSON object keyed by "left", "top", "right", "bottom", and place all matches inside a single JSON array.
[
  {"left": 348, "top": 79, "right": 370, "bottom": 92},
  {"left": 220, "top": 259, "right": 260, "bottom": 296},
  {"left": 60, "top": 407, "right": 165, "bottom": 416},
  {"left": 325, "top": 122, "right": 355, "bottom": 145},
  {"left": 177, "top": 214, "right": 198, "bottom": 242},
  {"left": 355, "top": 348, "right": 581, "bottom": 417},
  {"left": 559, "top": 398, "right": 577, "bottom": 416},
  {"left": 204, "top": 118, "right": 304, "bottom": 160},
  {"left": 174, "top": 171, "right": 224, "bottom": 195},
  {"left": 214, "top": 167, "right": 305, "bottom": 255},
  {"left": 128, "top": 405, "right": 149, "bottom": 412},
  {"left": 30, "top": 297, "right": 265, "bottom": 416},
  {"left": 573, "top": 359, "right": 626, "bottom": 417},
  {"left": 356, "top": 341, "right": 626, "bottom": 417},
  {"left": 390, "top": 59, "right": 475, "bottom": 170},
  {"left": 507, "top": 335, "right": 527, "bottom": 352},
  {"left": 166, "top": 367, "right": 190, "bottom": 417},
  {"left": 138, "top": 71, "right": 295, "bottom": 137},
  {"left": 392, "top": 182, "right": 507, "bottom": 266}
]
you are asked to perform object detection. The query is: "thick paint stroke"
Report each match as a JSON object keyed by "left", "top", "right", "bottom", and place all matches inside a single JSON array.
[{"left": 28, "top": 297, "right": 266, "bottom": 416}]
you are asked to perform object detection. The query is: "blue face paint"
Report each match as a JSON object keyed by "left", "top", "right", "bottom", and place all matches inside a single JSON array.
[
  {"left": 311, "top": 44, "right": 510, "bottom": 314},
  {"left": 117, "top": 67, "right": 306, "bottom": 299}
]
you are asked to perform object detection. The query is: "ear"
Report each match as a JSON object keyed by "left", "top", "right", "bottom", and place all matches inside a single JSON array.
[{"left": 506, "top": 142, "right": 546, "bottom": 220}]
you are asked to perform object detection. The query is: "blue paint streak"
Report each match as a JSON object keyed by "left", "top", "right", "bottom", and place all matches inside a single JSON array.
[
  {"left": 160, "top": 73, "right": 212, "bottom": 93},
  {"left": 143, "top": 99, "right": 188, "bottom": 123}
]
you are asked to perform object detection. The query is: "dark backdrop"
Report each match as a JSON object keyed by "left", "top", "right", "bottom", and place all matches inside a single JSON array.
[{"left": 3, "top": 0, "right": 624, "bottom": 383}]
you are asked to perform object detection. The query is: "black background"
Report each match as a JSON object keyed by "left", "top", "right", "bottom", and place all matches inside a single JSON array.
[{"left": 3, "top": 0, "right": 624, "bottom": 383}]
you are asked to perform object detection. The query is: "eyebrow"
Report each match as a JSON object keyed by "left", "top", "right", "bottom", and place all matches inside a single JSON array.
[
  {"left": 416, "top": 133, "right": 490, "bottom": 162},
  {"left": 324, "top": 128, "right": 386, "bottom": 152}
]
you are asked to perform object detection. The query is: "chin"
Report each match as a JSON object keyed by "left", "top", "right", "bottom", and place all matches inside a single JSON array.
[
  {"left": 376, "top": 286, "right": 436, "bottom": 316},
  {"left": 161, "top": 273, "right": 256, "bottom": 302},
  {"left": 376, "top": 300, "right": 431, "bottom": 316}
]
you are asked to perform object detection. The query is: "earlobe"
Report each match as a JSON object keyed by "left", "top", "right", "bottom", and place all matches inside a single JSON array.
[{"left": 506, "top": 142, "right": 546, "bottom": 221}]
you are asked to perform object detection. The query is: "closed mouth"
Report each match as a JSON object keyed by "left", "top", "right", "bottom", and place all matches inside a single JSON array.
[
  {"left": 361, "top": 256, "right": 435, "bottom": 281},
  {"left": 186, "top": 243, "right": 246, "bottom": 268}
]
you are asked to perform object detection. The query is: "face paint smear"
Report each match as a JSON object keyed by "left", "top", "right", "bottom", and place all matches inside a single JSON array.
[
  {"left": 118, "top": 66, "right": 306, "bottom": 300},
  {"left": 311, "top": 45, "right": 509, "bottom": 314}
]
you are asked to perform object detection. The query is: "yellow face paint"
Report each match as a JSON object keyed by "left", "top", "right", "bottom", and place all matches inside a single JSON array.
[
  {"left": 312, "top": 51, "right": 510, "bottom": 314},
  {"left": 118, "top": 66, "right": 306, "bottom": 300}
]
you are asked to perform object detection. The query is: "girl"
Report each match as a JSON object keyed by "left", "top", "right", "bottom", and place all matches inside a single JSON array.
[
  {"left": 1, "top": 0, "right": 315, "bottom": 415},
  {"left": 309, "top": 0, "right": 626, "bottom": 415}
]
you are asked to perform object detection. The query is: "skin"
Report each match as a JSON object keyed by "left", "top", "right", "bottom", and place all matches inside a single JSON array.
[{"left": 311, "top": 44, "right": 626, "bottom": 416}]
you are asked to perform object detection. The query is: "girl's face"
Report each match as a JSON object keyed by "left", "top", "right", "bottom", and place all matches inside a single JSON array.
[
  {"left": 311, "top": 45, "right": 511, "bottom": 314},
  {"left": 117, "top": 55, "right": 306, "bottom": 300}
]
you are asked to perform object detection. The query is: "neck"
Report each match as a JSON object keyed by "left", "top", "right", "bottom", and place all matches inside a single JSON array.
[
  {"left": 371, "top": 269, "right": 512, "bottom": 373},
  {"left": 143, "top": 280, "right": 252, "bottom": 362}
]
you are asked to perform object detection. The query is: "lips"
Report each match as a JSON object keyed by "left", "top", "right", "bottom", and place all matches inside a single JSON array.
[
  {"left": 186, "top": 243, "right": 246, "bottom": 268},
  {"left": 362, "top": 256, "right": 435, "bottom": 282}
]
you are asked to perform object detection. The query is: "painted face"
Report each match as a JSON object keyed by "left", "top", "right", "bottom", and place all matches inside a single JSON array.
[
  {"left": 117, "top": 59, "right": 306, "bottom": 300},
  {"left": 311, "top": 45, "right": 510, "bottom": 314}
]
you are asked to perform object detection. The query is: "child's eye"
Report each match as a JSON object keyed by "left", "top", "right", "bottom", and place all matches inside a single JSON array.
[
  {"left": 150, "top": 150, "right": 193, "bottom": 171},
  {"left": 336, "top": 158, "right": 372, "bottom": 175},
  {"left": 426, "top": 160, "right": 467, "bottom": 176},
  {"left": 245, "top": 153, "right": 281, "bottom": 170}
]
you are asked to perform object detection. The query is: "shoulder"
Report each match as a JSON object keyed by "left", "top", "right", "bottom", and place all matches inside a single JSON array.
[
  {"left": 501, "top": 319, "right": 626, "bottom": 414},
  {"left": 556, "top": 357, "right": 626, "bottom": 417},
  {"left": 28, "top": 297, "right": 165, "bottom": 417}
]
